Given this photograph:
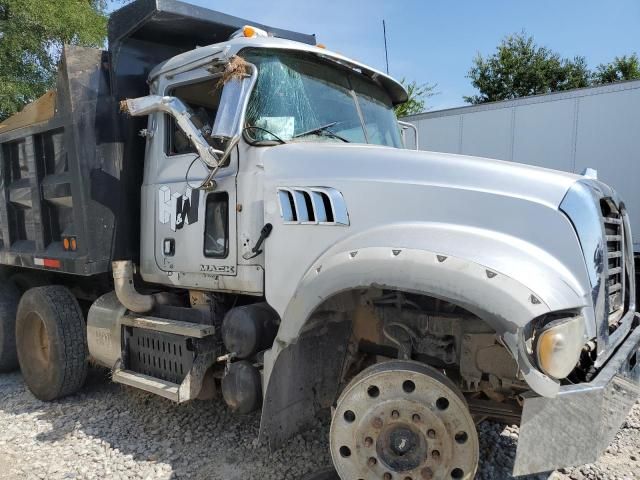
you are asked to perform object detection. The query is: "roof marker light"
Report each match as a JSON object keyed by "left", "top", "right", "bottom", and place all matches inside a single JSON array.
[{"left": 231, "top": 25, "right": 269, "bottom": 39}]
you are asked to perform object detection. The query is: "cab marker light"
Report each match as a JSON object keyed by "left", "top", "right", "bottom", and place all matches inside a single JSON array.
[{"left": 230, "top": 25, "right": 269, "bottom": 39}]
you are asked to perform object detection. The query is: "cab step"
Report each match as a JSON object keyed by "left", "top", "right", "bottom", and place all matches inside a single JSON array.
[
  {"left": 114, "top": 314, "right": 217, "bottom": 403},
  {"left": 112, "top": 369, "right": 181, "bottom": 402},
  {"left": 121, "top": 313, "right": 215, "bottom": 338}
]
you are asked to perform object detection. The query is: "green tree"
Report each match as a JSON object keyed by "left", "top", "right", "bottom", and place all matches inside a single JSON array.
[
  {"left": 593, "top": 54, "right": 640, "bottom": 84},
  {"left": 394, "top": 79, "right": 437, "bottom": 117},
  {"left": 464, "top": 32, "right": 591, "bottom": 104},
  {"left": 0, "top": 0, "right": 108, "bottom": 121}
]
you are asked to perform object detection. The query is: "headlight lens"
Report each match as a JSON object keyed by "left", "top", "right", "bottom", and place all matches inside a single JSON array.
[{"left": 536, "top": 315, "right": 585, "bottom": 379}]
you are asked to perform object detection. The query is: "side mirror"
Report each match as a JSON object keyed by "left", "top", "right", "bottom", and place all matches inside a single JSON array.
[
  {"left": 211, "top": 64, "right": 257, "bottom": 140},
  {"left": 398, "top": 120, "right": 419, "bottom": 150}
]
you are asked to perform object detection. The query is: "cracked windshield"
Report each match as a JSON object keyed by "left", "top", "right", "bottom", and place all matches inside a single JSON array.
[{"left": 243, "top": 49, "right": 402, "bottom": 147}]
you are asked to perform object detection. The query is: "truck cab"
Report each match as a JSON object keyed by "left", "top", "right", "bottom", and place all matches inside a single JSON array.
[
  {"left": 136, "top": 36, "right": 407, "bottom": 294},
  {"left": 0, "top": 2, "right": 638, "bottom": 479}
]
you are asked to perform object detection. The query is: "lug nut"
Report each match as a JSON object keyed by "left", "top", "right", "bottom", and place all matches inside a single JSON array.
[
  {"left": 412, "top": 414, "right": 421, "bottom": 423},
  {"left": 372, "top": 417, "right": 384, "bottom": 429},
  {"left": 431, "top": 450, "right": 440, "bottom": 461},
  {"left": 420, "top": 467, "right": 434, "bottom": 479},
  {"left": 383, "top": 473, "right": 392, "bottom": 480},
  {"left": 368, "top": 457, "right": 377, "bottom": 467},
  {"left": 391, "top": 410, "right": 400, "bottom": 419},
  {"left": 427, "top": 429, "right": 436, "bottom": 439},
  {"left": 364, "top": 437, "right": 374, "bottom": 447}
]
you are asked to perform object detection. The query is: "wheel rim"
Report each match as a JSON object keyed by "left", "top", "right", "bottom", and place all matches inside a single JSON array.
[
  {"left": 23, "top": 313, "right": 50, "bottom": 370},
  {"left": 330, "top": 361, "right": 479, "bottom": 480}
]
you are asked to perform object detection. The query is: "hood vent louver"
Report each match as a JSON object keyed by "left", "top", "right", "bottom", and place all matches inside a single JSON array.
[{"left": 277, "top": 187, "right": 349, "bottom": 226}]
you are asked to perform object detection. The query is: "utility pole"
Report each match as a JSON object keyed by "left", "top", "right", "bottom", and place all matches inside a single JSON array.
[{"left": 382, "top": 19, "right": 390, "bottom": 75}]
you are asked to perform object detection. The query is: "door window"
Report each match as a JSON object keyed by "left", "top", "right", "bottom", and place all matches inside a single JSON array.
[
  {"left": 203, "top": 192, "right": 229, "bottom": 258},
  {"left": 166, "top": 79, "right": 223, "bottom": 156}
]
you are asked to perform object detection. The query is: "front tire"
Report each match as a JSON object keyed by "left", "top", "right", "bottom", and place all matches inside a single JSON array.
[
  {"left": 16, "top": 286, "right": 88, "bottom": 401},
  {"left": 0, "top": 280, "right": 21, "bottom": 372}
]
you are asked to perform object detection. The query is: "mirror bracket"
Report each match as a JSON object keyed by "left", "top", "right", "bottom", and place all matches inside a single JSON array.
[
  {"left": 398, "top": 120, "right": 419, "bottom": 150},
  {"left": 121, "top": 95, "right": 222, "bottom": 168}
]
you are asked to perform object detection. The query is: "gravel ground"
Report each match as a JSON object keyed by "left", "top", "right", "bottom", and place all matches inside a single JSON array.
[{"left": 0, "top": 368, "right": 638, "bottom": 480}]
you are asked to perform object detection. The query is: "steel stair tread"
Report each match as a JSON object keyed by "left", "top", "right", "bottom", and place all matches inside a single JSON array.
[
  {"left": 121, "top": 314, "right": 214, "bottom": 338},
  {"left": 112, "top": 369, "right": 180, "bottom": 402}
]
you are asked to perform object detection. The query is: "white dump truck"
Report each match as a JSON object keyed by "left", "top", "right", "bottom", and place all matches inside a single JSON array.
[{"left": 0, "top": 1, "right": 638, "bottom": 478}]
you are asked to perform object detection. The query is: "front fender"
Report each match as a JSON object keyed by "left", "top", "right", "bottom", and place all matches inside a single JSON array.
[
  {"left": 265, "top": 221, "right": 591, "bottom": 378},
  {"left": 265, "top": 244, "right": 566, "bottom": 398},
  {"left": 260, "top": 223, "right": 592, "bottom": 448},
  {"left": 278, "top": 245, "right": 554, "bottom": 342},
  {"left": 266, "top": 219, "right": 592, "bottom": 334}
]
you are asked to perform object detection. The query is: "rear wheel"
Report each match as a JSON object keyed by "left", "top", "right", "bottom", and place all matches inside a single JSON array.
[
  {"left": 330, "top": 360, "right": 479, "bottom": 480},
  {"left": 0, "top": 280, "right": 21, "bottom": 372},
  {"left": 16, "top": 286, "right": 88, "bottom": 401}
]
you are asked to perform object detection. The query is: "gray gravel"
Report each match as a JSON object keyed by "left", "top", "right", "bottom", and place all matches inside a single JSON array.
[{"left": 0, "top": 368, "right": 638, "bottom": 480}]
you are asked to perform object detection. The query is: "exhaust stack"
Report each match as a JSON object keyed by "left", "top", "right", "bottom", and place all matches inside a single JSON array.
[{"left": 112, "top": 260, "right": 155, "bottom": 313}]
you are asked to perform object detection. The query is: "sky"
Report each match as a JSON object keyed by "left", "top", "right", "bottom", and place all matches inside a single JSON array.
[{"left": 140, "top": 0, "right": 640, "bottom": 110}]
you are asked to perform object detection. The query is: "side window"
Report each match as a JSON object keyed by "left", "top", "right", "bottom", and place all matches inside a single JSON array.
[
  {"left": 204, "top": 192, "right": 229, "bottom": 258},
  {"left": 166, "top": 79, "right": 223, "bottom": 156},
  {"left": 350, "top": 74, "right": 402, "bottom": 148}
]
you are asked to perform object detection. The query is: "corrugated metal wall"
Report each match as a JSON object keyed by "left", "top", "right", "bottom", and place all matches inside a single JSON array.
[{"left": 404, "top": 80, "right": 640, "bottom": 248}]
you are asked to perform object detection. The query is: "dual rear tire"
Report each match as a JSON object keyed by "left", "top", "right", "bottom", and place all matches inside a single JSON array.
[{"left": 0, "top": 283, "right": 88, "bottom": 401}]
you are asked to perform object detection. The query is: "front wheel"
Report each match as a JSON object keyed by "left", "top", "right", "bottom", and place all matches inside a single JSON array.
[
  {"left": 330, "top": 360, "right": 479, "bottom": 480},
  {"left": 16, "top": 286, "right": 88, "bottom": 401}
]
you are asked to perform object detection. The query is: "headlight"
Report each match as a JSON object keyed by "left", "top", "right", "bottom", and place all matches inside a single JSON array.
[{"left": 535, "top": 315, "right": 585, "bottom": 379}]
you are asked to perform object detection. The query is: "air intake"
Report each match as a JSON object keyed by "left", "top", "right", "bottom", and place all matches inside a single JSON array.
[
  {"left": 600, "top": 198, "right": 626, "bottom": 330},
  {"left": 277, "top": 187, "right": 349, "bottom": 226}
]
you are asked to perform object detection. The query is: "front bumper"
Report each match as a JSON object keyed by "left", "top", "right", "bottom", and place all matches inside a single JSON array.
[{"left": 513, "top": 315, "right": 640, "bottom": 476}]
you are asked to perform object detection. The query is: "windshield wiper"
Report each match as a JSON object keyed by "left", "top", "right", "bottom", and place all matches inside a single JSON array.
[
  {"left": 244, "top": 125, "right": 287, "bottom": 144},
  {"left": 293, "top": 122, "right": 350, "bottom": 143}
]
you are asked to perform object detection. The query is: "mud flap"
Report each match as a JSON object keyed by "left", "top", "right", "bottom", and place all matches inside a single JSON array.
[{"left": 259, "top": 315, "right": 351, "bottom": 449}]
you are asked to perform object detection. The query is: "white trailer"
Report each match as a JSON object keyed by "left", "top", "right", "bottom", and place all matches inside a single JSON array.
[{"left": 403, "top": 79, "right": 640, "bottom": 251}]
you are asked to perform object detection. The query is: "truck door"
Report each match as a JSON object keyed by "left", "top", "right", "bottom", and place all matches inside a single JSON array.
[{"left": 151, "top": 75, "right": 238, "bottom": 281}]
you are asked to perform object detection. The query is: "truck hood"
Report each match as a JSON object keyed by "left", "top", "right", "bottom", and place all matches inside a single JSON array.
[
  {"left": 260, "top": 142, "right": 592, "bottom": 326},
  {"left": 260, "top": 143, "right": 581, "bottom": 209}
]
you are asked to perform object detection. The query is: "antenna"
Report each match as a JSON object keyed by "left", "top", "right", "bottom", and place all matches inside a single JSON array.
[{"left": 382, "top": 19, "right": 389, "bottom": 75}]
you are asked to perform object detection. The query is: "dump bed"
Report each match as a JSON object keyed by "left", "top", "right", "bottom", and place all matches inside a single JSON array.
[{"left": 0, "top": 0, "right": 314, "bottom": 276}]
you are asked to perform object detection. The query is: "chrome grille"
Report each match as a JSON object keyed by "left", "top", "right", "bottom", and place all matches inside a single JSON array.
[{"left": 601, "top": 199, "right": 625, "bottom": 329}]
